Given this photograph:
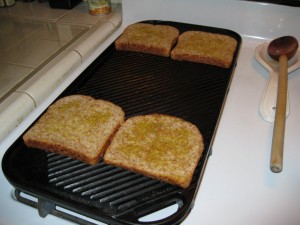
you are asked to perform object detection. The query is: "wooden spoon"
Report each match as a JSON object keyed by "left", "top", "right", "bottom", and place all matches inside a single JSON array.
[{"left": 267, "top": 36, "right": 298, "bottom": 173}]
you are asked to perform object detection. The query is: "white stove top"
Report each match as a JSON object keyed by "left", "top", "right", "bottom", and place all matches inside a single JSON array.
[{"left": 1, "top": 1, "right": 300, "bottom": 225}]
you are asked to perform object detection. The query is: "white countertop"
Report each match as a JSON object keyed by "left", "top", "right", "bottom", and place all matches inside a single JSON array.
[
  {"left": 0, "top": 1, "right": 122, "bottom": 142},
  {"left": 1, "top": 0, "right": 300, "bottom": 225}
]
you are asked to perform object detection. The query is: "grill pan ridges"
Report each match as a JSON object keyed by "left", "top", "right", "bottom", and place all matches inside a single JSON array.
[{"left": 2, "top": 20, "right": 241, "bottom": 225}]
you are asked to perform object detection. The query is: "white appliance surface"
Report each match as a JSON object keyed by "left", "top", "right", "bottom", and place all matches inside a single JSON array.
[{"left": 1, "top": 0, "right": 300, "bottom": 225}]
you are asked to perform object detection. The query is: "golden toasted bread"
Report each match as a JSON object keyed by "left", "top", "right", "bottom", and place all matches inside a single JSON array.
[
  {"left": 23, "top": 95, "right": 125, "bottom": 165},
  {"left": 171, "top": 31, "right": 237, "bottom": 68},
  {"left": 115, "top": 23, "right": 179, "bottom": 57},
  {"left": 104, "top": 114, "right": 204, "bottom": 188}
]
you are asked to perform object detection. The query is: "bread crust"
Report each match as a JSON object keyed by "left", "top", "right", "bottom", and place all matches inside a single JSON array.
[
  {"left": 104, "top": 114, "right": 204, "bottom": 188},
  {"left": 23, "top": 95, "right": 125, "bottom": 165},
  {"left": 171, "top": 31, "right": 237, "bottom": 68},
  {"left": 115, "top": 23, "right": 179, "bottom": 57}
]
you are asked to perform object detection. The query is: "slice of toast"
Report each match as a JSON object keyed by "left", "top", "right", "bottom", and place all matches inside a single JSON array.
[
  {"left": 23, "top": 95, "right": 125, "bottom": 165},
  {"left": 115, "top": 23, "right": 179, "bottom": 57},
  {"left": 104, "top": 114, "right": 204, "bottom": 188},
  {"left": 171, "top": 31, "right": 237, "bottom": 68}
]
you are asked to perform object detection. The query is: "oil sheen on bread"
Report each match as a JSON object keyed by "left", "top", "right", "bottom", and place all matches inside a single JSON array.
[
  {"left": 104, "top": 114, "right": 204, "bottom": 188},
  {"left": 115, "top": 23, "right": 179, "bottom": 57},
  {"left": 171, "top": 30, "right": 237, "bottom": 68},
  {"left": 23, "top": 95, "right": 125, "bottom": 165}
]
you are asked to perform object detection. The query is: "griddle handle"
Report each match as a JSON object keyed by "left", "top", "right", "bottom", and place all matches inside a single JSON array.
[
  {"left": 14, "top": 189, "right": 99, "bottom": 225},
  {"left": 116, "top": 189, "right": 195, "bottom": 225}
]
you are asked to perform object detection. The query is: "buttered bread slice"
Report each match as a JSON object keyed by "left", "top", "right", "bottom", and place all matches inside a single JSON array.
[
  {"left": 115, "top": 23, "right": 179, "bottom": 57},
  {"left": 23, "top": 95, "right": 125, "bottom": 165},
  {"left": 104, "top": 114, "right": 204, "bottom": 188},
  {"left": 171, "top": 31, "right": 237, "bottom": 68}
]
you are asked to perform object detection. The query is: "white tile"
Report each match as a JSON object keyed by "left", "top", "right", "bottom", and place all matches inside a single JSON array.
[
  {"left": 0, "top": 34, "right": 25, "bottom": 53},
  {"left": 0, "top": 63, "right": 33, "bottom": 100},
  {"left": 0, "top": 37, "right": 66, "bottom": 68},
  {"left": 73, "top": 21, "right": 115, "bottom": 60},
  {"left": 0, "top": 92, "right": 35, "bottom": 142},
  {"left": 100, "top": 4, "right": 122, "bottom": 27},
  {"left": 0, "top": 1, "right": 71, "bottom": 21},
  {"left": 59, "top": 1, "right": 109, "bottom": 26},
  {"left": 0, "top": 1, "right": 123, "bottom": 140},
  {"left": 17, "top": 50, "right": 82, "bottom": 106},
  {"left": 0, "top": 18, "right": 42, "bottom": 52},
  {"left": 0, "top": 17, "right": 42, "bottom": 37},
  {"left": 30, "top": 22, "right": 87, "bottom": 42}
]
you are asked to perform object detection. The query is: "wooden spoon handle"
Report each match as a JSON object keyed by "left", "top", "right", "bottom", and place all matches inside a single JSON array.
[{"left": 270, "top": 54, "right": 288, "bottom": 173}]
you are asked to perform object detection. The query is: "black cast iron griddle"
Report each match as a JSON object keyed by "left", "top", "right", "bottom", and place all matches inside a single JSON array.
[{"left": 2, "top": 21, "right": 241, "bottom": 225}]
